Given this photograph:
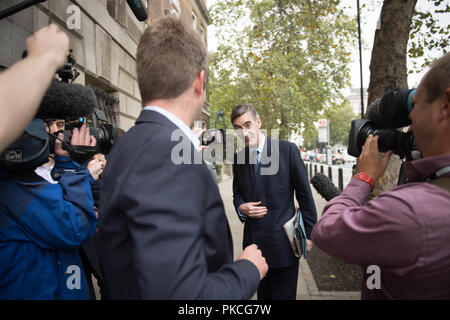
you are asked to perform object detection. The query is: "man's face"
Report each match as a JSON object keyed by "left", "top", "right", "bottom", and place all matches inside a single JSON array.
[
  {"left": 232, "top": 112, "right": 261, "bottom": 147},
  {"left": 45, "top": 120, "right": 65, "bottom": 134},
  {"left": 409, "top": 84, "right": 435, "bottom": 153}
]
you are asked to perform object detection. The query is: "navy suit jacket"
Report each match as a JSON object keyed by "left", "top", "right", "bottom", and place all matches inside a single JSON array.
[
  {"left": 232, "top": 138, "right": 317, "bottom": 268},
  {"left": 96, "top": 110, "right": 260, "bottom": 299}
]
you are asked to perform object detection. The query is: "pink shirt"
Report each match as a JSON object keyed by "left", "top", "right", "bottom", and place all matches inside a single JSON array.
[{"left": 312, "top": 154, "right": 450, "bottom": 299}]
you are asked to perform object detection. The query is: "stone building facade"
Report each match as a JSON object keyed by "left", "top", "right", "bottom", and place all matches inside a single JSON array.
[{"left": 0, "top": 0, "right": 210, "bottom": 131}]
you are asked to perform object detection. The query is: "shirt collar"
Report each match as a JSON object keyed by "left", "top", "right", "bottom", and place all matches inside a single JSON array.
[
  {"left": 407, "top": 154, "right": 450, "bottom": 182},
  {"left": 250, "top": 134, "right": 266, "bottom": 154},
  {"left": 143, "top": 106, "right": 200, "bottom": 149},
  {"left": 257, "top": 134, "right": 266, "bottom": 154}
]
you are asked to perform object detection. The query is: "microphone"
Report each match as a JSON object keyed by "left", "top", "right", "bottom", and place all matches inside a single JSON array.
[
  {"left": 36, "top": 81, "right": 97, "bottom": 120},
  {"left": 0, "top": 0, "right": 48, "bottom": 20},
  {"left": 126, "top": 0, "right": 148, "bottom": 22},
  {"left": 311, "top": 173, "right": 341, "bottom": 201}
]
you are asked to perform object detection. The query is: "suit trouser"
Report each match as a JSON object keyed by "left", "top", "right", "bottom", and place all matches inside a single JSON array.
[{"left": 257, "top": 260, "right": 299, "bottom": 300}]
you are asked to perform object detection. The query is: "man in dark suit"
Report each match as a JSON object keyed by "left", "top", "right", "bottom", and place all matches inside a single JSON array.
[
  {"left": 231, "top": 104, "right": 317, "bottom": 300},
  {"left": 96, "top": 17, "right": 267, "bottom": 299}
]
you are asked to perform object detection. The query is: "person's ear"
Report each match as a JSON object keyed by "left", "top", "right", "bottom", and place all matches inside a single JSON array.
[
  {"left": 438, "top": 88, "right": 450, "bottom": 121},
  {"left": 194, "top": 70, "right": 205, "bottom": 97},
  {"left": 445, "top": 88, "right": 450, "bottom": 118},
  {"left": 256, "top": 116, "right": 262, "bottom": 129}
]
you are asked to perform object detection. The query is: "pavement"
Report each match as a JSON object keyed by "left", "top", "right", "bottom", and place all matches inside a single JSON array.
[
  {"left": 92, "top": 167, "right": 361, "bottom": 300},
  {"left": 218, "top": 172, "right": 361, "bottom": 300}
]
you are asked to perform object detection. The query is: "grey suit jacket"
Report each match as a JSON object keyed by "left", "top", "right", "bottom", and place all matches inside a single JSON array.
[{"left": 96, "top": 110, "right": 260, "bottom": 299}]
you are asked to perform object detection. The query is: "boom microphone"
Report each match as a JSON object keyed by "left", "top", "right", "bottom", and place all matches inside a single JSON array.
[
  {"left": 126, "top": 0, "right": 148, "bottom": 22},
  {"left": 310, "top": 173, "right": 341, "bottom": 201},
  {"left": 36, "top": 81, "right": 97, "bottom": 120}
]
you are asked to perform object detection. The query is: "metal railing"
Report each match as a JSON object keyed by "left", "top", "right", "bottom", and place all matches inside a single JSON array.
[{"left": 305, "top": 161, "right": 354, "bottom": 192}]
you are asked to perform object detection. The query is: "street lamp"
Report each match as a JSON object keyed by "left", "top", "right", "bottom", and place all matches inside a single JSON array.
[
  {"left": 215, "top": 109, "right": 225, "bottom": 129},
  {"left": 215, "top": 109, "right": 226, "bottom": 160}
]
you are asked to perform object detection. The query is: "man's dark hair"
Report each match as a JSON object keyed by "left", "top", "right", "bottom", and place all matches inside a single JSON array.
[{"left": 230, "top": 104, "right": 259, "bottom": 124}]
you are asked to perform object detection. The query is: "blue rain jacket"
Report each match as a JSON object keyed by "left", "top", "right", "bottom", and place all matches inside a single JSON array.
[{"left": 0, "top": 155, "right": 97, "bottom": 299}]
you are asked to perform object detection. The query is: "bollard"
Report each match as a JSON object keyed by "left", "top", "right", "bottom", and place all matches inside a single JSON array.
[
  {"left": 338, "top": 168, "right": 344, "bottom": 192},
  {"left": 328, "top": 166, "right": 332, "bottom": 181},
  {"left": 309, "top": 163, "right": 312, "bottom": 180},
  {"left": 320, "top": 165, "right": 324, "bottom": 174},
  {"left": 314, "top": 164, "right": 317, "bottom": 175}
]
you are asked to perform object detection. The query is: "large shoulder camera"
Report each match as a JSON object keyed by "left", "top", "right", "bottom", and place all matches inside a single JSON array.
[
  {"left": 347, "top": 88, "right": 418, "bottom": 160},
  {"left": 0, "top": 50, "right": 118, "bottom": 171}
]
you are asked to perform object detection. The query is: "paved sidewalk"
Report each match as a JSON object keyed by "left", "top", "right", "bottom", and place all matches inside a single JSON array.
[{"left": 218, "top": 174, "right": 360, "bottom": 300}]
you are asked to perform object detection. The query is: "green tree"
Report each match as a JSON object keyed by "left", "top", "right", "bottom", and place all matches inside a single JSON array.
[
  {"left": 209, "top": 0, "right": 357, "bottom": 139},
  {"left": 302, "top": 125, "right": 318, "bottom": 150},
  {"left": 324, "top": 102, "right": 356, "bottom": 146},
  {"left": 408, "top": 0, "right": 449, "bottom": 74},
  {"left": 366, "top": 0, "right": 449, "bottom": 196}
]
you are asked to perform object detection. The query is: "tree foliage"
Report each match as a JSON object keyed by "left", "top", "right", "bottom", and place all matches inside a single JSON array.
[
  {"left": 324, "top": 102, "right": 356, "bottom": 146},
  {"left": 408, "top": 0, "right": 449, "bottom": 73},
  {"left": 208, "top": 0, "right": 357, "bottom": 140}
]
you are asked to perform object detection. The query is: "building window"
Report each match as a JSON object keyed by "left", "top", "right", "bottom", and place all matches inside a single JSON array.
[
  {"left": 192, "top": 11, "right": 197, "bottom": 30},
  {"left": 200, "top": 25, "right": 206, "bottom": 44}
]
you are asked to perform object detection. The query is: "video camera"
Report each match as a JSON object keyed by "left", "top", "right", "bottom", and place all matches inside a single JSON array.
[
  {"left": 347, "top": 88, "right": 419, "bottom": 160},
  {"left": 0, "top": 51, "right": 118, "bottom": 171}
]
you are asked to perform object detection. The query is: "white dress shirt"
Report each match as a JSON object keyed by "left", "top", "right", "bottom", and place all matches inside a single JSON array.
[{"left": 144, "top": 106, "right": 200, "bottom": 149}]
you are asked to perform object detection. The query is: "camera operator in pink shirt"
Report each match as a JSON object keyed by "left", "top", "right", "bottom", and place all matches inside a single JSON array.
[{"left": 312, "top": 52, "right": 450, "bottom": 300}]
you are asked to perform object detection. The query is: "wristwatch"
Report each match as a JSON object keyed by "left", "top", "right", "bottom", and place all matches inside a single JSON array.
[{"left": 356, "top": 172, "right": 375, "bottom": 189}]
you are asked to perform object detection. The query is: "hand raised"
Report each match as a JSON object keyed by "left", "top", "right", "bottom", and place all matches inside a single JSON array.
[{"left": 26, "top": 24, "right": 69, "bottom": 71}]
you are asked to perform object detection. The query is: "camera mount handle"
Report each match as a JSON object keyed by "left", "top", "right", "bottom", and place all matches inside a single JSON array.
[{"left": 0, "top": 0, "right": 48, "bottom": 20}]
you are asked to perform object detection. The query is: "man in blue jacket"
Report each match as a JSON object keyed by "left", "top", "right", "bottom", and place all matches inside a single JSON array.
[{"left": 0, "top": 123, "right": 97, "bottom": 299}]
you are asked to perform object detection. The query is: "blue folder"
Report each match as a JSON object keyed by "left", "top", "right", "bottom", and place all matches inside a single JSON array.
[{"left": 295, "top": 209, "right": 308, "bottom": 259}]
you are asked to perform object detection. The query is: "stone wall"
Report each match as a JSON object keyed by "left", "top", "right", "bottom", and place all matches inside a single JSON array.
[
  {"left": 0, "top": 0, "right": 211, "bottom": 130},
  {"left": 0, "top": 0, "right": 146, "bottom": 131}
]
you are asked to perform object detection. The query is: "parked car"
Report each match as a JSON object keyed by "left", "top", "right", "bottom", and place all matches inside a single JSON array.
[
  {"left": 316, "top": 153, "right": 326, "bottom": 164},
  {"left": 332, "top": 154, "right": 345, "bottom": 165},
  {"left": 305, "top": 151, "right": 316, "bottom": 161}
]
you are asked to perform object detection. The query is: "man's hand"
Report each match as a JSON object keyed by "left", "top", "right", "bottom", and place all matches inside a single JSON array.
[
  {"left": 88, "top": 159, "right": 104, "bottom": 180},
  {"left": 55, "top": 124, "right": 97, "bottom": 157},
  {"left": 358, "top": 134, "right": 392, "bottom": 181},
  {"left": 239, "top": 201, "right": 268, "bottom": 219},
  {"left": 306, "top": 239, "right": 313, "bottom": 252},
  {"left": 26, "top": 24, "right": 69, "bottom": 71},
  {"left": 237, "top": 244, "right": 268, "bottom": 280}
]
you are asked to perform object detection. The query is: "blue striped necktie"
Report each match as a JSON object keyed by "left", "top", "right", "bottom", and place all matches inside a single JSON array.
[{"left": 253, "top": 150, "right": 260, "bottom": 176}]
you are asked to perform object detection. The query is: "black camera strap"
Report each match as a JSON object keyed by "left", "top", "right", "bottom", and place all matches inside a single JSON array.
[{"left": 48, "top": 132, "right": 96, "bottom": 164}]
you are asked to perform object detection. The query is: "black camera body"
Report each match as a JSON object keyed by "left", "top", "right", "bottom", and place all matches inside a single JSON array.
[
  {"left": 347, "top": 88, "right": 418, "bottom": 160},
  {"left": 55, "top": 109, "right": 118, "bottom": 158}
]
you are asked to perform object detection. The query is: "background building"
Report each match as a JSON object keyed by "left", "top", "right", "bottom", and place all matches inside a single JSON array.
[
  {"left": 347, "top": 87, "right": 368, "bottom": 119},
  {"left": 0, "top": 0, "right": 210, "bottom": 131},
  {"left": 148, "top": 0, "right": 211, "bottom": 128}
]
